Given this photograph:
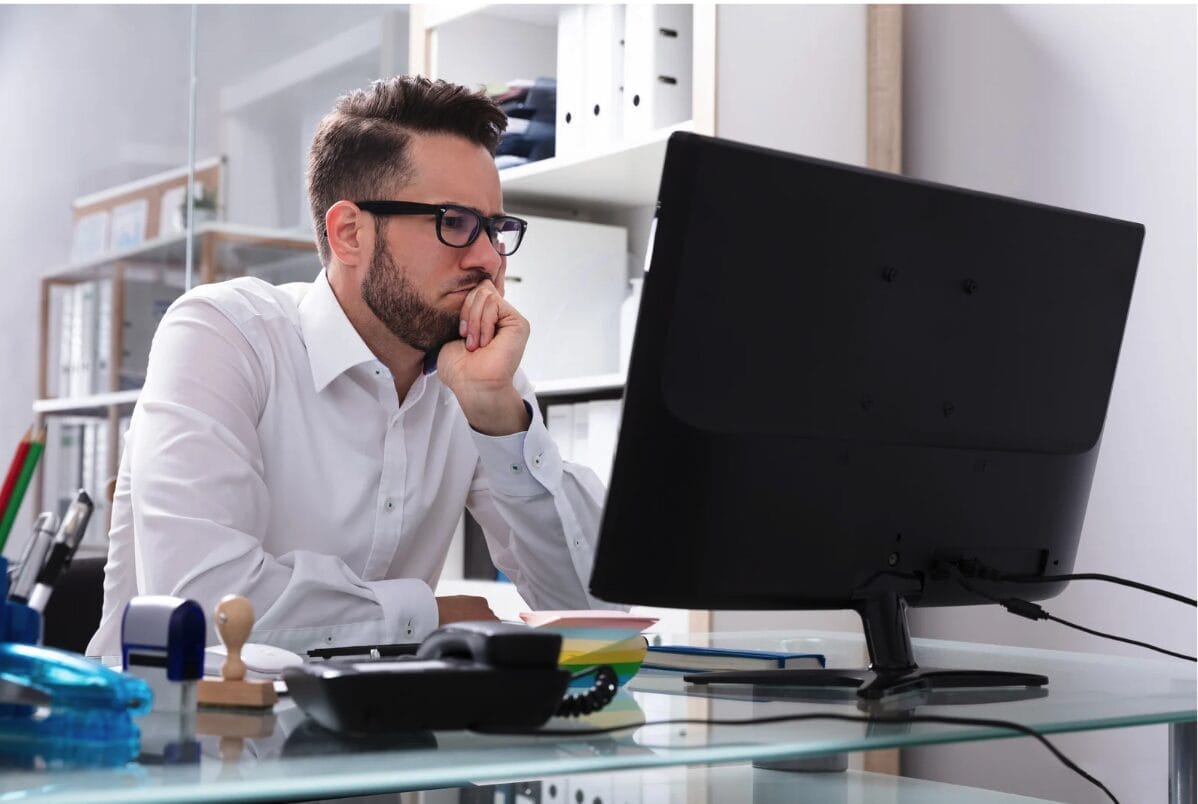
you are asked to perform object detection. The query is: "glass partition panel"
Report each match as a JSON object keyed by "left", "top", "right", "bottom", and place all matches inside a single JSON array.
[
  {"left": 192, "top": 5, "right": 408, "bottom": 284},
  {"left": 10, "top": 6, "right": 194, "bottom": 544}
]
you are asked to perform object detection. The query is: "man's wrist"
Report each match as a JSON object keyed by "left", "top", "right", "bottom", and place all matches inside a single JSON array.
[{"left": 457, "top": 386, "right": 531, "bottom": 436}]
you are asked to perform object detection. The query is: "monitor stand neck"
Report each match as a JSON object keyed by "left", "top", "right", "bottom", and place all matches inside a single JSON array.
[
  {"left": 856, "top": 573, "right": 920, "bottom": 675},
  {"left": 685, "top": 573, "right": 1049, "bottom": 701}
]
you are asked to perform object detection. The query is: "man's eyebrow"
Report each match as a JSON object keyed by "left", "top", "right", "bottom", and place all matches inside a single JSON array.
[{"left": 440, "top": 200, "right": 504, "bottom": 217}]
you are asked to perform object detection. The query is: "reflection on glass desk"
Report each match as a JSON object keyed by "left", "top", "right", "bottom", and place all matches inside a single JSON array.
[
  {"left": 450, "top": 762, "right": 1064, "bottom": 804},
  {"left": 1, "top": 632, "right": 1192, "bottom": 803}
]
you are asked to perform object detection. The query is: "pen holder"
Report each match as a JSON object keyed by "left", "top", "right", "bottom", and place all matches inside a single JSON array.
[{"left": 0, "top": 558, "right": 40, "bottom": 646}]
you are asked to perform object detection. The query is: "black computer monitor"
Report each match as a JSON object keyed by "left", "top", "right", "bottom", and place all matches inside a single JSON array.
[{"left": 590, "top": 132, "right": 1144, "bottom": 699}]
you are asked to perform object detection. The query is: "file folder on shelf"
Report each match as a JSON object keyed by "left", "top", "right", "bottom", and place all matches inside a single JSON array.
[
  {"left": 623, "top": 4, "right": 693, "bottom": 140},
  {"left": 554, "top": 5, "right": 586, "bottom": 160},
  {"left": 581, "top": 4, "right": 626, "bottom": 152}
]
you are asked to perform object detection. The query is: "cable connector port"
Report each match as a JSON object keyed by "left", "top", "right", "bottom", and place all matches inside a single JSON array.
[{"left": 1002, "top": 598, "right": 1048, "bottom": 621}]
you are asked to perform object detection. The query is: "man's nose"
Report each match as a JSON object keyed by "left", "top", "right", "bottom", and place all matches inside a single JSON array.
[{"left": 461, "top": 228, "right": 504, "bottom": 273}]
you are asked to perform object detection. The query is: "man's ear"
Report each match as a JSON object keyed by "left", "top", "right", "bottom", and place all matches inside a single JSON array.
[{"left": 325, "top": 201, "right": 371, "bottom": 269}]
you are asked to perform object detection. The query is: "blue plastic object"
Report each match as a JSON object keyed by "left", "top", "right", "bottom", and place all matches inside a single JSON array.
[
  {"left": 0, "top": 556, "right": 151, "bottom": 760},
  {"left": 0, "top": 642, "right": 151, "bottom": 716},
  {"left": 0, "top": 557, "right": 40, "bottom": 645}
]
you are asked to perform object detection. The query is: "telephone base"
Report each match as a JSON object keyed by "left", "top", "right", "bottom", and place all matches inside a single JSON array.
[{"left": 284, "top": 658, "right": 570, "bottom": 734}]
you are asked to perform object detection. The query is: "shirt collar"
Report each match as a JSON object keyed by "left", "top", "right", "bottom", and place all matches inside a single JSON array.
[{"left": 298, "top": 269, "right": 380, "bottom": 393}]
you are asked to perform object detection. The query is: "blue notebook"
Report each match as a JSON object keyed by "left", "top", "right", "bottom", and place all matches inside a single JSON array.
[{"left": 643, "top": 644, "right": 825, "bottom": 673}]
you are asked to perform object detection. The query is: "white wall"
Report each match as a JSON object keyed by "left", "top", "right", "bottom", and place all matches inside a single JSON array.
[
  {"left": 900, "top": 7, "right": 1196, "bottom": 803},
  {"left": 716, "top": 4, "right": 867, "bottom": 166}
]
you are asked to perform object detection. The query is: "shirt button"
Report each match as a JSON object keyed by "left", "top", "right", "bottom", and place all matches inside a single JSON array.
[
  {"left": 509, "top": 463, "right": 522, "bottom": 473},
  {"left": 532, "top": 453, "right": 544, "bottom": 468},
  {"left": 384, "top": 499, "right": 395, "bottom": 511}
]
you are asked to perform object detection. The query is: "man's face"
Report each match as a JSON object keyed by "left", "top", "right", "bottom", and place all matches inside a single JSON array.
[{"left": 360, "top": 133, "right": 506, "bottom": 354}]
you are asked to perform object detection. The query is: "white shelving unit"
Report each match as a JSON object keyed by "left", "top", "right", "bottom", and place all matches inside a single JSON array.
[
  {"left": 408, "top": 4, "right": 718, "bottom": 405},
  {"left": 40, "top": 222, "right": 316, "bottom": 283},
  {"left": 501, "top": 121, "right": 691, "bottom": 208}
]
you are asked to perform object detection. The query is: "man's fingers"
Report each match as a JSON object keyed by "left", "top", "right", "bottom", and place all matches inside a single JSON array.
[
  {"left": 461, "top": 280, "right": 503, "bottom": 351},
  {"left": 461, "top": 285, "right": 483, "bottom": 351},
  {"left": 479, "top": 296, "right": 500, "bottom": 348}
]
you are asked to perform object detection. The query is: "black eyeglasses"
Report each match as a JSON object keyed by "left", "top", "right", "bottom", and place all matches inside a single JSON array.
[{"left": 356, "top": 201, "right": 528, "bottom": 256}]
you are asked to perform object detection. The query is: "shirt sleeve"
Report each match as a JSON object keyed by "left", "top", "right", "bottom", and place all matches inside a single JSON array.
[
  {"left": 128, "top": 296, "right": 438, "bottom": 654},
  {"left": 465, "top": 374, "right": 628, "bottom": 612}
]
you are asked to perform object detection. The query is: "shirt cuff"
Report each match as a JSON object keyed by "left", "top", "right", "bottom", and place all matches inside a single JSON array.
[
  {"left": 367, "top": 577, "right": 439, "bottom": 641},
  {"left": 471, "top": 401, "right": 556, "bottom": 497}
]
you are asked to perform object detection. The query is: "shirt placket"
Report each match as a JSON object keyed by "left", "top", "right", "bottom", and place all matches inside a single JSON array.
[{"left": 364, "top": 363, "right": 406, "bottom": 581}]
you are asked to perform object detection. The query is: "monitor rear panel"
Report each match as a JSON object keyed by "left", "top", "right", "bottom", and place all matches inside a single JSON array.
[{"left": 590, "top": 133, "right": 1143, "bottom": 611}]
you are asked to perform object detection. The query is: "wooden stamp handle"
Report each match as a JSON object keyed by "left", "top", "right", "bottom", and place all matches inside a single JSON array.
[{"left": 214, "top": 595, "right": 254, "bottom": 682}]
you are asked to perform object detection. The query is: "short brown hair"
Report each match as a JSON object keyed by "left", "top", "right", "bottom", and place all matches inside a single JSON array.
[{"left": 307, "top": 75, "right": 507, "bottom": 265}]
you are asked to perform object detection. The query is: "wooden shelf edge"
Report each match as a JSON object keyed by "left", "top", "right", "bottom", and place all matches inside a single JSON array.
[{"left": 45, "top": 222, "right": 315, "bottom": 280}]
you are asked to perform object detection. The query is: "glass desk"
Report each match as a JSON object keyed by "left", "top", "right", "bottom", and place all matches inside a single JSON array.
[{"left": 3, "top": 632, "right": 1192, "bottom": 802}]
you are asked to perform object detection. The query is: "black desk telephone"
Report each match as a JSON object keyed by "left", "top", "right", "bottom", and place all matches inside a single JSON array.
[{"left": 284, "top": 622, "right": 617, "bottom": 734}]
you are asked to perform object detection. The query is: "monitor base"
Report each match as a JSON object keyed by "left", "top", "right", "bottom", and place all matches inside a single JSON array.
[
  {"left": 684, "top": 666, "right": 1048, "bottom": 700},
  {"left": 685, "top": 576, "right": 1048, "bottom": 700}
]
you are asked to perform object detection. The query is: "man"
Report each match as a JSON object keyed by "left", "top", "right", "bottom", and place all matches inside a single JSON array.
[{"left": 87, "top": 76, "right": 616, "bottom": 657}]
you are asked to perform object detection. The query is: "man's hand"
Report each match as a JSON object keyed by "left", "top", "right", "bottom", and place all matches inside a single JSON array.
[
  {"left": 437, "top": 278, "right": 531, "bottom": 436},
  {"left": 436, "top": 595, "right": 500, "bottom": 625}
]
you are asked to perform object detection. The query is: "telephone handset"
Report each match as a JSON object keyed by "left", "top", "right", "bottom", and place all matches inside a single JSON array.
[
  {"left": 285, "top": 621, "right": 616, "bottom": 735},
  {"left": 415, "top": 620, "right": 562, "bottom": 668}
]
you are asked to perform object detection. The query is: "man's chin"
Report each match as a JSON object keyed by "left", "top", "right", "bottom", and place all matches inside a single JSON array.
[{"left": 404, "top": 324, "right": 461, "bottom": 355}]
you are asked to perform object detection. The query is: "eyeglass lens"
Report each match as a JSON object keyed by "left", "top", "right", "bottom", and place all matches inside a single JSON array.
[{"left": 439, "top": 207, "right": 523, "bottom": 255}]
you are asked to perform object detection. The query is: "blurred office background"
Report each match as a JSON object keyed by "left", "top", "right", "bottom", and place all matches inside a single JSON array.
[{"left": 0, "top": 5, "right": 1193, "bottom": 802}]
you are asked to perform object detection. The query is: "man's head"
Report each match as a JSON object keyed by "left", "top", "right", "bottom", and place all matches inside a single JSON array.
[
  {"left": 308, "top": 76, "right": 512, "bottom": 354},
  {"left": 308, "top": 75, "right": 506, "bottom": 266}
]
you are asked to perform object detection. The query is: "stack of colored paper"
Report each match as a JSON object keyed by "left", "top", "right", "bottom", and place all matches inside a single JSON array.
[{"left": 519, "top": 611, "right": 658, "bottom": 688}]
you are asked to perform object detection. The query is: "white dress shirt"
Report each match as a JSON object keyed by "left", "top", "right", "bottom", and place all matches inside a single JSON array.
[{"left": 87, "top": 270, "right": 617, "bottom": 657}]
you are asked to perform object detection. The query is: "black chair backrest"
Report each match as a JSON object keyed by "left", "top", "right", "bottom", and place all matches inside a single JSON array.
[{"left": 41, "top": 557, "right": 106, "bottom": 654}]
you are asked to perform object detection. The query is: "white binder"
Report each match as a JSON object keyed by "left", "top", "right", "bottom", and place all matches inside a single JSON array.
[
  {"left": 555, "top": 5, "right": 587, "bottom": 160},
  {"left": 622, "top": 4, "right": 693, "bottom": 139},
  {"left": 581, "top": 4, "right": 626, "bottom": 152}
]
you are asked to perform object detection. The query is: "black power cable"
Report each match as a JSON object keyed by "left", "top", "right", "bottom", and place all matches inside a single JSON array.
[
  {"left": 507, "top": 709, "right": 1118, "bottom": 803},
  {"left": 946, "top": 564, "right": 1197, "bottom": 662},
  {"left": 959, "top": 563, "right": 1196, "bottom": 608}
]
